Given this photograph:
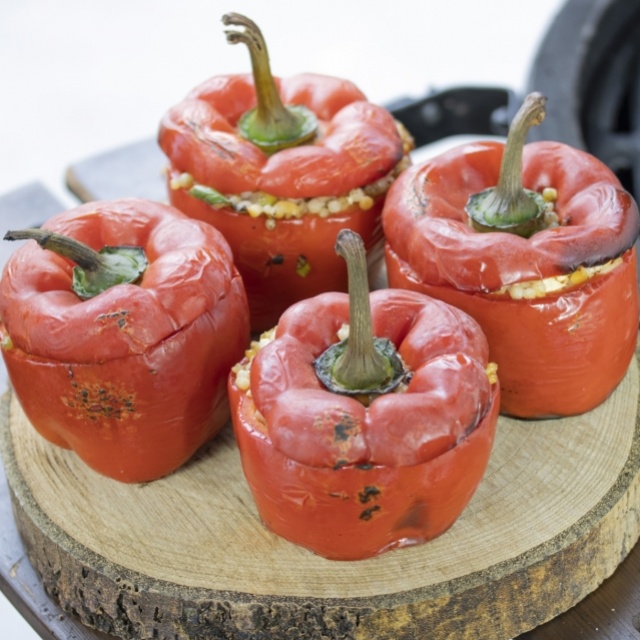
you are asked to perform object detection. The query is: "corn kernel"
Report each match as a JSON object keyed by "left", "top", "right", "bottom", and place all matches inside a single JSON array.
[
  {"left": 170, "top": 172, "right": 194, "bottom": 190},
  {"left": 258, "top": 328, "right": 276, "bottom": 347},
  {"left": 247, "top": 204, "right": 263, "bottom": 218},
  {"left": 359, "top": 196, "right": 375, "bottom": 210},
  {"left": 349, "top": 188, "right": 365, "bottom": 204},
  {"left": 235, "top": 369, "right": 251, "bottom": 391},
  {"left": 569, "top": 267, "right": 589, "bottom": 285},
  {"left": 337, "top": 323, "right": 350, "bottom": 341},
  {"left": 328, "top": 198, "right": 345, "bottom": 214},
  {"left": 486, "top": 362, "right": 498, "bottom": 385},
  {"left": 274, "top": 200, "right": 299, "bottom": 219},
  {"left": 308, "top": 198, "right": 325, "bottom": 214},
  {"left": 259, "top": 193, "right": 278, "bottom": 206}
]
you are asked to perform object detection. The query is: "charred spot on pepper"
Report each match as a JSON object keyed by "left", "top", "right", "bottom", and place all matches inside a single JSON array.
[
  {"left": 333, "top": 458, "right": 349, "bottom": 470},
  {"left": 333, "top": 418, "right": 358, "bottom": 443},
  {"left": 97, "top": 309, "right": 130, "bottom": 330},
  {"left": 266, "top": 254, "right": 285, "bottom": 266},
  {"left": 359, "top": 505, "right": 381, "bottom": 521},
  {"left": 356, "top": 462, "right": 374, "bottom": 470},
  {"left": 64, "top": 381, "right": 137, "bottom": 421},
  {"left": 358, "top": 486, "right": 381, "bottom": 504}
]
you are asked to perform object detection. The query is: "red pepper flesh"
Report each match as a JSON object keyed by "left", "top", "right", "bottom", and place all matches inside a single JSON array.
[
  {"left": 229, "top": 289, "right": 500, "bottom": 560},
  {"left": 167, "top": 181, "right": 386, "bottom": 332},
  {"left": 386, "top": 245, "right": 637, "bottom": 418},
  {"left": 382, "top": 141, "right": 640, "bottom": 418},
  {"left": 0, "top": 198, "right": 250, "bottom": 482}
]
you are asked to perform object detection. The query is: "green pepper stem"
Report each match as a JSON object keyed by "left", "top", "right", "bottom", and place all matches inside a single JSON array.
[
  {"left": 466, "top": 92, "right": 547, "bottom": 237},
  {"left": 495, "top": 92, "right": 546, "bottom": 206},
  {"left": 5, "top": 228, "right": 104, "bottom": 270},
  {"left": 5, "top": 228, "right": 148, "bottom": 300},
  {"left": 316, "top": 229, "right": 404, "bottom": 393},
  {"left": 313, "top": 230, "right": 406, "bottom": 398},
  {"left": 223, "top": 13, "right": 286, "bottom": 126},
  {"left": 222, "top": 12, "right": 317, "bottom": 153},
  {"left": 329, "top": 230, "right": 393, "bottom": 390}
]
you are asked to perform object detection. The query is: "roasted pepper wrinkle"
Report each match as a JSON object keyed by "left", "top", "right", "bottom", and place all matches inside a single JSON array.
[
  {"left": 0, "top": 198, "right": 250, "bottom": 482},
  {"left": 384, "top": 141, "right": 640, "bottom": 292},
  {"left": 2, "top": 205, "right": 238, "bottom": 361},
  {"left": 161, "top": 74, "right": 402, "bottom": 200},
  {"left": 382, "top": 129, "right": 640, "bottom": 418}
]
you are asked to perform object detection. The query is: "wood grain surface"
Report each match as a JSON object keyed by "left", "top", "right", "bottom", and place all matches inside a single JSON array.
[{"left": 2, "top": 353, "right": 640, "bottom": 640}]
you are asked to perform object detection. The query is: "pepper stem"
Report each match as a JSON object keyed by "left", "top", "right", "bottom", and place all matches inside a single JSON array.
[
  {"left": 222, "top": 13, "right": 317, "bottom": 154},
  {"left": 466, "top": 92, "right": 547, "bottom": 238},
  {"left": 314, "top": 230, "right": 405, "bottom": 398},
  {"left": 4, "top": 228, "right": 148, "bottom": 300}
]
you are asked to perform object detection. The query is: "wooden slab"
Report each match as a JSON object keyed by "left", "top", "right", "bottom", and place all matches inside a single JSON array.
[
  {"left": 1, "top": 353, "right": 640, "bottom": 640},
  {"left": 65, "top": 139, "right": 167, "bottom": 204}
]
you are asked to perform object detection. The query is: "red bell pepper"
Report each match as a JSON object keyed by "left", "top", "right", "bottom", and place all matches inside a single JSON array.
[
  {"left": 229, "top": 230, "right": 499, "bottom": 560},
  {"left": 0, "top": 198, "right": 250, "bottom": 482},
  {"left": 382, "top": 93, "right": 640, "bottom": 418},
  {"left": 159, "top": 13, "right": 411, "bottom": 332}
]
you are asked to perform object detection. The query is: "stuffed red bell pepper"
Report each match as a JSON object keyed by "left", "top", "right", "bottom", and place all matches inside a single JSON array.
[
  {"left": 382, "top": 92, "right": 640, "bottom": 419},
  {"left": 228, "top": 229, "right": 499, "bottom": 560},
  {"left": 159, "top": 13, "right": 412, "bottom": 332},
  {"left": 0, "top": 198, "right": 249, "bottom": 482}
]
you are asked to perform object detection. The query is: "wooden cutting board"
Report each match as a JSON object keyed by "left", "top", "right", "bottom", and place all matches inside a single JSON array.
[{"left": 1, "top": 352, "right": 640, "bottom": 640}]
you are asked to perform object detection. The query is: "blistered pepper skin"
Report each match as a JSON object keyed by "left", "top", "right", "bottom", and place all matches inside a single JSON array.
[
  {"left": 0, "top": 199, "right": 250, "bottom": 482},
  {"left": 229, "top": 290, "right": 500, "bottom": 560},
  {"left": 382, "top": 140, "right": 640, "bottom": 418},
  {"left": 159, "top": 73, "right": 405, "bottom": 332}
]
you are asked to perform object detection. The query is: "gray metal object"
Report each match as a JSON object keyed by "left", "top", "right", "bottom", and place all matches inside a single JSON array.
[
  {"left": 386, "top": 86, "right": 515, "bottom": 146},
  {"left": 528, "top": 0, "right": 640, "bottom": 196}
]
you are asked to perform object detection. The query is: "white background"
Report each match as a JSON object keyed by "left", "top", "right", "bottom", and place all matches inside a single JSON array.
[{"left": 1, "top": 1, "right": 565, "bottom": 637}]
